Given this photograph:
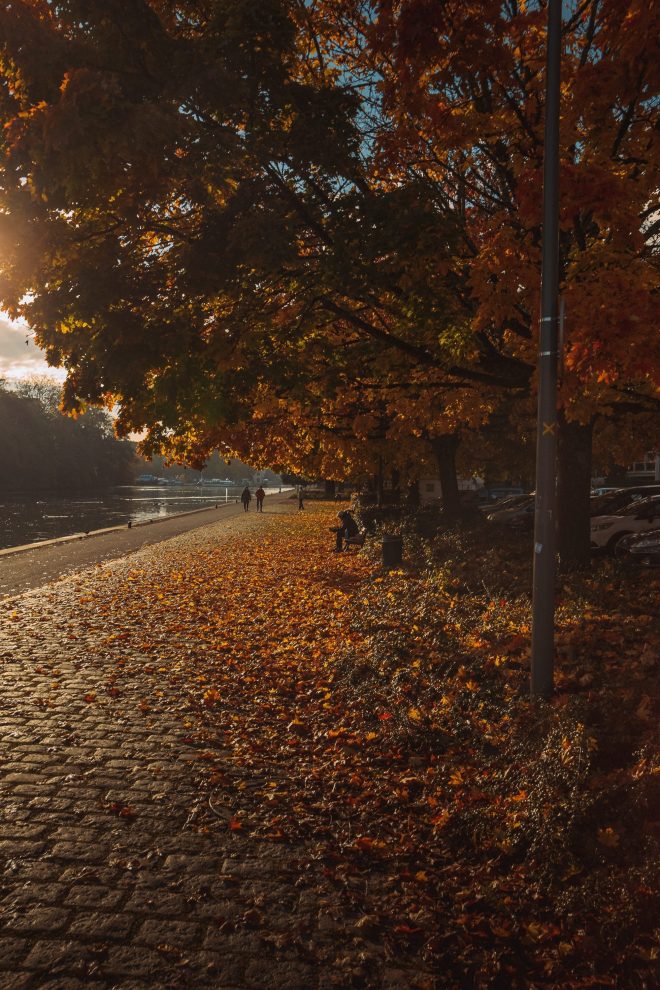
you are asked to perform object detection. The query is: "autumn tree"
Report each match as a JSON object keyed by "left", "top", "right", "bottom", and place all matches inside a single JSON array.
[
  {"left": 316, "top": 0, "right": 659, "bottom": 564},
  {"left": 1, "top": 1, "right": 657, "bottom": 542},
  {"left": 0, "top": 0, "right": 532, "bottom": 519}
]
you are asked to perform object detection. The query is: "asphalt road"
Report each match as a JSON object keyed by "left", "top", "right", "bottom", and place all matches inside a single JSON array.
[{"left": 0, "top": 496, "right": 291, "bottom": 600}]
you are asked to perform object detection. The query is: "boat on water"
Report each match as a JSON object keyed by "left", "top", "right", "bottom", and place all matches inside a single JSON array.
[
  {"left": 135, "top": 475, "right": 184, "bottom": 486},
  {"left": 197, "top": 478, "right": 236, "bottom": 486}
]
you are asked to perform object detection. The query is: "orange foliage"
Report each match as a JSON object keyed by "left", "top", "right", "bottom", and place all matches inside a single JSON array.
[{"left": 36, "top": 502, "right": 657, "bottom": 985}]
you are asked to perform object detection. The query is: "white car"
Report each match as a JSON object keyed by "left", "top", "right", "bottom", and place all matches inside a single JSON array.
[{"left": 590, "top": 495, "right": 660, "bottom": 552}]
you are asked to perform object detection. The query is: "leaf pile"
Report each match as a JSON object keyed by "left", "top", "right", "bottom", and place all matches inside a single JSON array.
[{"left": 26, "top": 506, "right": 659, "bottom": 987}]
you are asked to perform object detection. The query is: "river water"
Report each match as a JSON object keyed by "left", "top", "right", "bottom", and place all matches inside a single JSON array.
[{"left": 0, "top": 485, "right": 285, "bottom": 551}]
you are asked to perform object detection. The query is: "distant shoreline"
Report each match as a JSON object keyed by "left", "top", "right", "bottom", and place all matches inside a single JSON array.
[{"left": 0, "top": 483, "right": 286, "bottom": 497}]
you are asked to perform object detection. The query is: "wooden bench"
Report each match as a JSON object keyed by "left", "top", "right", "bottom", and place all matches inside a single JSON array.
[{"left": 344, "top": 529, "right": 366, "bottom": 550}]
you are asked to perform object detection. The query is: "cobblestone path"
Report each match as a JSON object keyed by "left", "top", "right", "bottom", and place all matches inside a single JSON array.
[{"left": 0, "top": 509, "right": 348, "bottom": 990}]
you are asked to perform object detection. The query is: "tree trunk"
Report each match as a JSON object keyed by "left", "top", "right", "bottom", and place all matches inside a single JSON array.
[
  {"left": 431, "top": 433, "right": 461, "bottom": 520},
  {"left": 407, "top": 480, "right": 420, "bottom": 509},
  {"left": 376, "top": 456, "right": 384, "bottom": 508},
  {"left": 391, "top": 467, "right": 400, "bottom": 501},
  {"left": 324, "top": 479, "right": 336, "bottom": 499},
  {"left": 557, "top": 413, "right": 593, "bottom": 570}
]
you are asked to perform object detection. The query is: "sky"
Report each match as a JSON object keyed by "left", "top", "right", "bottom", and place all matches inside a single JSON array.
[{"left": 0, "top": 314, "right": 66, "bottom": 382}]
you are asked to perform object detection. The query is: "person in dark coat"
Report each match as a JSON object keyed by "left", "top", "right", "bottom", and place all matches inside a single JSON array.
[
  {"left": 331, "top": 510, "right": 360, "bottom": 552},
  {"left": 255, "top": 486, "right": 265, "bottom": 512},
  {"left": 241, "top": 486, "right": 251, "bottom": 512}
]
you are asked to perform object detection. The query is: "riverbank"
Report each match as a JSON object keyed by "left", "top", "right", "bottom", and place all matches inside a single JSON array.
[
  {"left": 0, "top": 504, "right": 656, "bottom": 988},
  {"left": 0, "top": 485, "right": 289, "bottom": 551},
  {"left": 0, "top": 493, "right": 291, "bottom": 599}
]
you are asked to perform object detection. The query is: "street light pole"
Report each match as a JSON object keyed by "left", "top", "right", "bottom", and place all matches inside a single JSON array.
[{"left": 531, "top": 0, "right": 562, "bottom": 698}]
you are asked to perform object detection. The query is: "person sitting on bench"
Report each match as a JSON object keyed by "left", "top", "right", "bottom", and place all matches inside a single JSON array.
[{"left": 331, "top": 510, "right": 360, "bottom": 552}]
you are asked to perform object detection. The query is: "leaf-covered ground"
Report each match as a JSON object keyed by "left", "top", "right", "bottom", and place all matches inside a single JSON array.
[{"left": 5, "top": 501, "right": 657, "bottom": 988}]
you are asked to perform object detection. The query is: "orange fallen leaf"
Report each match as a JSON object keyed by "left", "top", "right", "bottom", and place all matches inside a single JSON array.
[
  {"left": 108, "top": 803, "right": 135, "bottom": 819},
  {"left": 203, "top": 688, "right": 221, "bottom": 707}
]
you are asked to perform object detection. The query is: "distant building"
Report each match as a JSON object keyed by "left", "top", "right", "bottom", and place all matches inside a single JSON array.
[
  {"left": 418, "top": 475, "right": 484, "bottom": 504},
  {"left": 627, "top": 452, "right": 660, "bottom": 482}
]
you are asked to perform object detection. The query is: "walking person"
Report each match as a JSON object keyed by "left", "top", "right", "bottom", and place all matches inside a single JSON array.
[
  {"left": 241, "top": 486, "right": 252, "bottom": 512},
  {"left": 297, "top": 485, "right": 305, "bottom": 511},
  {"left": 255, "top": 486, "right": 265, "bottom": 512}
]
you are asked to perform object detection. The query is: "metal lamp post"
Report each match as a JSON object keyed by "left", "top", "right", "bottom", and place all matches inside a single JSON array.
[{"left": 531, "top": 0, "right": 562, "bottom": 698}]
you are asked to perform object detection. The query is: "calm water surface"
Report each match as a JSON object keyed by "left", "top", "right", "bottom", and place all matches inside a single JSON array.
[{"left": 0, "top": 485, "right": 283, "bottom": 550}]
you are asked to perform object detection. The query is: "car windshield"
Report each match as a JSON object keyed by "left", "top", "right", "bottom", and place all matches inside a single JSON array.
[
  {"left": 591, "top": 491, "right": 623, "bottom": 505},
  {"left": 618, "top": 497, "right": 660, "bottom": 517},
  {"left": 593, "top": 490, "right": 646, "bottom": 513}
]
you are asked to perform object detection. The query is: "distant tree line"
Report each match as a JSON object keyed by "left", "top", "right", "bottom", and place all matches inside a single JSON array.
[
  {"left": 0, "top": 378, "right": 136, "bottom": 492},
  {"left": 137, "top": 450, "right": 275, "bottom": 486}
]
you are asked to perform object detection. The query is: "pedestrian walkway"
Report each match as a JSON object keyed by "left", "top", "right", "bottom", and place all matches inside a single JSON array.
[
  {"left": 0, "top": 495, "right": 292, "bottom": 600},
  {"left": 0, "top": 506, "right": 430, "bottom": 990},
  {"left": 0, "top": 511, "right": 322, "bottom": 989}
]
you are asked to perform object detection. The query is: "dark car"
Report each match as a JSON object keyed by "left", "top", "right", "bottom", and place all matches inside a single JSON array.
[
  {"left": 615, "top": 527, "right": 660, "bottom": 566},
  {"left": 590, "top": 485, "right": 660, "bottom": 517},
  {"left": 486, "top": 494, "right": 535, "bottom": 527},
  {"left": 486, "top": 486, "right": 527, "bottom": 503},
  {"left": 487, "top": 492, "right": 533, "bottom": 512}
]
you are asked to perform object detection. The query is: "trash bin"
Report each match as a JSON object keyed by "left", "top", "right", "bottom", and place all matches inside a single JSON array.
[{"left": 382, "top": 533, "right": 403, "bottom": 568}]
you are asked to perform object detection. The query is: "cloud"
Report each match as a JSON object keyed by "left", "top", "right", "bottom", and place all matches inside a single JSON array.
[{"left": 0, "top": 315, "right": 66, "bottom": 381}]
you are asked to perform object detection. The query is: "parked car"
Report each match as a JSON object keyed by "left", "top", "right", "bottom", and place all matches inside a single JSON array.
[
  {"left": 590, "top": 495, "right": 660, "bottom": 552},
  {"left": 486, "top": 494, "right": 535, "bottom": 526},
  {"left": 615, "top": 528, "right": 660, "bottom": 566},
  {"left": 486, "top": 486, "right": 527, "bottom": 502},
  {"left": 590, "top": 485, "right": 660, "bottom": 517},
  {"left": 487, "top": 492, "right": 533, "bottom": 512}
]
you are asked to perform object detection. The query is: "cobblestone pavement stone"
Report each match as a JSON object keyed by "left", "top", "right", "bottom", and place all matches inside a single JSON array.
[{"left": 0, "top": 507, "right": 400, "bottom": 990}]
